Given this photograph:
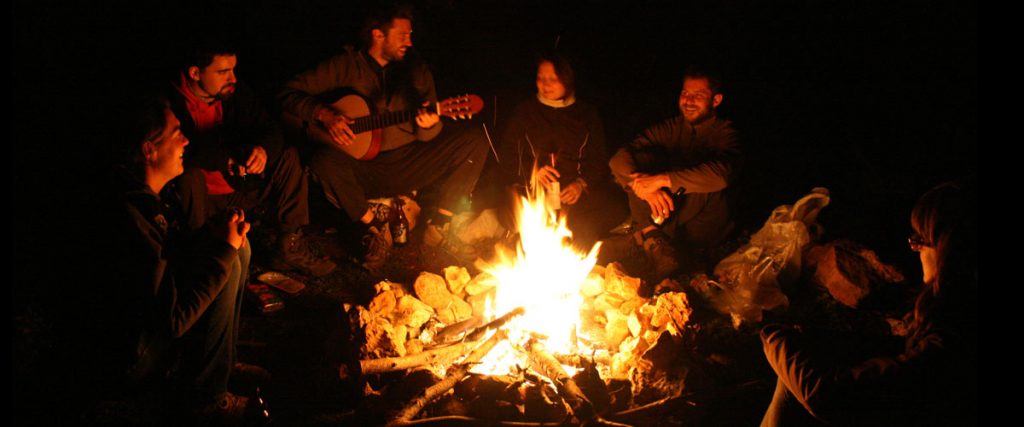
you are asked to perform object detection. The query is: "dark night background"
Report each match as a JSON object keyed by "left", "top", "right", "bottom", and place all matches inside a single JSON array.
[{"left": 14, "top": 0, "right": 977, "bottom": 422}]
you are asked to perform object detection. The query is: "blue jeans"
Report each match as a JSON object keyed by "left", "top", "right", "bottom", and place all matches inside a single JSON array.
[{"left": 178, "top": 241, "right": 251, "bottom": 400}]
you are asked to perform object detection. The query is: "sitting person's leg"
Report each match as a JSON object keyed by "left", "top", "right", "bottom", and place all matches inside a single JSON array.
[{"left": 259, "top": 146, "right": 336, "bottom": 276}]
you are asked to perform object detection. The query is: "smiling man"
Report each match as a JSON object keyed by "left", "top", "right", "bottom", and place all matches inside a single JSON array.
[
  {"left": 607, "top": 66, "right": 742, "bottom": 280},
  {"left": 169, "top": 40, "right": 336, "bottom": 277},
  {"left": 278, "top": 3, "right": 488, "bottom": 270}
]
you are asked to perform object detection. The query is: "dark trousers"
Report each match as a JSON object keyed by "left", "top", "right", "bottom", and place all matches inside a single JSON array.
[
  {"left": 310, "top": 124, "right": 489, "bottom": 221},
  {"left": 178, "top": 242, "right": 251, "bottom": 400},
  {"left": 176, "top": 146, "right": 309, "bottom": 234},
  {"left": 626, "top": 190, "right": 731, "bottom": 247}
]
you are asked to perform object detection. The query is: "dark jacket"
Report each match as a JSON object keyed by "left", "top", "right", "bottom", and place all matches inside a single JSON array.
[
  {"left": 277, "top": 46, "right": 441, "bottom": 151},
  {"left": 499, "top": 97, "right": 611, "bottom": 189},
  {"left": 168, "top": 80, "right": 286, "bottom": 179},
  {"left": 609, "top": 115, "right": 741, "bottom": 194},
  {"left": 105, "top": 172, "right": 237, "bottom": 383}
]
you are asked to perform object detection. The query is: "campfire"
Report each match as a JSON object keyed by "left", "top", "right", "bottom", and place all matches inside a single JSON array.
[{"left": 346, "top": 173, "right": 694, "bottom": 426}]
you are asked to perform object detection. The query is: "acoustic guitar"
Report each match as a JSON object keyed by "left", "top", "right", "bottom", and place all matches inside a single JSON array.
[{"left": 287, "top": 93, "right": 484, "bottom": 160}]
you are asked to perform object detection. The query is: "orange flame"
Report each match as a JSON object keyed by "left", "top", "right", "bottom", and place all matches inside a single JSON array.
[{"left": 472, "top": 170, "right": 601, "bottom": 375}]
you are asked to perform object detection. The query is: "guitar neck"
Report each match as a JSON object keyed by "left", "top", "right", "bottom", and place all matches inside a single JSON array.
[{"left": 350, "top": 103, "right": 436, "bottom": 134}]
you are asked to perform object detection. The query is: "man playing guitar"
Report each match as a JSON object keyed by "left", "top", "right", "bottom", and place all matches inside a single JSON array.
[{"left": 278, "top": 3, "right": 488, "bottom": 269}]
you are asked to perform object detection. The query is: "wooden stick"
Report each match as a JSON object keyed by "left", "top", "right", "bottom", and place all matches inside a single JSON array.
[
  {"left": 398, "top": 414, "right": 634, "bottom": 427},
  {"left": 554, "top": 353, "right": 613, "bottom": 368},
  {"left": 397, "top": 414, "right": 563, "bottom": 426},
  {"left": 433, "top": 315, "right": 483, "bottom": 344},
  {"left": 464, "top": 307, "right": 526, "bottom": 342},
  {"left": 388, "top": 330, "right": 508, "bottom": 426},
  {"left": 353, "top": 307, "right": 526, "bottom": 378},
  {"left": 526, "top": 340, "right": 596, "bottom": 423},
  {"left": 525, "top": 341, "right": 635, "bottom": 427},
  {"left": 357, "top": 341, "right": 475, "bottom": 377},
  {"left": 611, "top": 395, "right": 686, "bottom": 416}
]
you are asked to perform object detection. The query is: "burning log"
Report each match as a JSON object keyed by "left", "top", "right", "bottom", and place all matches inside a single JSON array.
[
  {"left": 554, "top": 353, "right": 614, "bottom": 368},
  {"left": 524, "top": 340, "right": 634, "bottom": 427},
  {"left": 465, "top": 307, "right": 526, "bottom": 342},
  {"left": 388, "top": 329, "right": 509, "bottom": 426},
  {"left": 391, "top": 415, "right": 588, "bottom": 426},
  {"left": 356, "top": 341, "right": 476, "bottom": 378},
  {"left": 433, "top": 316, "right": 483, "bottom": 345},
  {"left": 357, "top": 307, "right": 526, "bottom": 377}
]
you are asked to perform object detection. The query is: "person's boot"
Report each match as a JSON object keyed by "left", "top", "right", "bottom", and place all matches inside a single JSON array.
[
  {"left": 232, "top": 362, "right": 271, "bottom": 384},
  {"left": 642, "top": 230, "right": 680, "bottom": 280},
  {"left": 361, "top": 224, "right": 393, "bottom": 272},
  {"left": 270, "top": 231, "right": 337, "bottom": 277},
  {"left": 423, "top": 217, "right": 478, "bottom": 262},
  {"left": 596, "top": 231, "right": 643, "bottom": 266},
  {"left": 195, "top": 392, "right": 250, "bottom": 426}
]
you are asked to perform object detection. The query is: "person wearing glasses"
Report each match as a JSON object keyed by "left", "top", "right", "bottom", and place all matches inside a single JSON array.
[
  {"left": 759, "top": 182, "right": 977, "bottom": 426},
  {"left": 606, "top": 66, "right": 742, "bottom": 280}
]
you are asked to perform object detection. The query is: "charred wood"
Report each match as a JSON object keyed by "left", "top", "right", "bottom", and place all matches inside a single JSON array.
[{"left": 388, "top": 330, "right": 509, "bottom": 426}]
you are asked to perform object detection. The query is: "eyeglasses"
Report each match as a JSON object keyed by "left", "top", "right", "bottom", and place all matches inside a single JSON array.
[{"left": 908, "top": 234, "right": 930, "bottom": 252}]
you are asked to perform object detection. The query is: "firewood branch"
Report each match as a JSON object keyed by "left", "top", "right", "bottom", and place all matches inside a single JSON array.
[
  {"left": 525, "top": 341, "right": 634, "bottom": 427},
  {"left": 351, "top": 307, "right": 526, "bottom": 378},
  {"left": 387, "top": 329, "right": 509, "bottom": 426},
  {"left": 464, "top": 306, "right": 526, "bottom": 342},
  {"left": 357, "top": 341, "right": 475, "bottom": 377}
]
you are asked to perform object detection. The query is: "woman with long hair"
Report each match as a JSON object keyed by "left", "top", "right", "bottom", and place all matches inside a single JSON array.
[{"left": 760, "top": 182, "right": 977, "bottom": 426}]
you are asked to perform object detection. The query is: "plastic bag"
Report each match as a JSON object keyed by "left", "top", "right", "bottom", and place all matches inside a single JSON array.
[{"left": 710, "top": 187, "right": 831, "bottom": 327}]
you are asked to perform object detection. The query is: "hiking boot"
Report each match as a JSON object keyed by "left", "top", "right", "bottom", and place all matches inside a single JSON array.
[
  {"left": 424, "top": 222, "right": 478, "bottom": 262},
  {"left": 367, "top": 197, "right": 410, "bottom": 245},
  {"left": 232, "top": 362, "right": 271, "bottom": 384},
  {"left": 597, "top": 232, "right": 643, "bottom": 265},
  {"left": 643, "top": 232, "right": 680, "bottom": 280},
  {"left": 197, "top": 392, "right": 249, "bottom": 425},
  {"left": 362, "top": 225, "right": 393, "bottom": 272},
  {"left": 423, "top": 221, "right": 448, "bottom": 248},
  {"left": 270, "top": 231, "right": 337, "bottom": 277}
]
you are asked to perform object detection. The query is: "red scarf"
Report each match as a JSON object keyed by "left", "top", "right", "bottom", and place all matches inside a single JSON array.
[{"left": 176, "top": 73, "right": 234, "bottom": 195}]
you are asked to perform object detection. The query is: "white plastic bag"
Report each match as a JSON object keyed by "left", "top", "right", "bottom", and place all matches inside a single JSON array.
[{"left": 710, "top": 188, "right": 831, "bottom": 327}]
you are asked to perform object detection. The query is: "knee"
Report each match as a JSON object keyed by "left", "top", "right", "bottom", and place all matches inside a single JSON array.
[
  {"left": 236, "top": 241, "right": 252, "bottom": 272},
  {"left": 308, "top": 147, "right": 343, "bottom": 177},
  {"left": 462, "top": 126, "right": 490, "bottom": 158},
  {"left": 278, "top": 146, "right": 302, "bottom": 168}
]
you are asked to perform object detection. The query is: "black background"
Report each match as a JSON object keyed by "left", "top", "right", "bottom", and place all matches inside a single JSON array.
[{"left": 13, "top": 0, "right": 977, "bottom": 409}]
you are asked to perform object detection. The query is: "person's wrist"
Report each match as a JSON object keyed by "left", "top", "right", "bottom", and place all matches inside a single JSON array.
[{"left": 314, "top": 106, "right": 331, "bottom": 125}]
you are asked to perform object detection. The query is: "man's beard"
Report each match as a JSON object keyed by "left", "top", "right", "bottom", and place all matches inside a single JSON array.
[
  {"left": 199, "top": 80, "right": 235, "bottom": 101},
  {"left": 214, "top": 84, "right": 236, "bottom": 101},
  {"left": 682, "top": 107, "right": 712, "bottom": 125}
]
